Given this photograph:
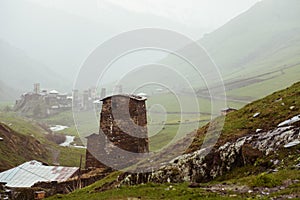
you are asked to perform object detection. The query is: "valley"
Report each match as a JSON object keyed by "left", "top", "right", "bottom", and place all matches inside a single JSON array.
[{"left": 1, "top": 0, "right": 300, "bottom": 199}]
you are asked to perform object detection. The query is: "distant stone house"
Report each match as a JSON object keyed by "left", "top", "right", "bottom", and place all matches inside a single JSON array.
[
  {"left": 85, "top": 94, "right": 149, "bottom": 169},
  {"left": 221, "top": 107, "right": 237, "bottom": 116},
  {"left": 48, "top": 90, "right": 59, "bottom": 99}
]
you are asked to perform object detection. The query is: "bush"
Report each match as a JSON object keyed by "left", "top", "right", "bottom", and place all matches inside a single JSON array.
[
  {"left": 251, "top": 173, "right": 281, "bottom": 188},
  {"left": 254, "top": 158, "right": 273, "bottom": 168}
]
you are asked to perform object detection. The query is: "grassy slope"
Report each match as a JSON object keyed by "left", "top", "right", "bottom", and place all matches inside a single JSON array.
[
  {"left": 39, "top": 110, "right": 98, "bottom": 147},
  {"left": 48, "top": 171, "right": 244, "bottom": 200},
  {"left": 226, "top": 63, "right": 300, "bottom": 100},
  {"left": 201, "top": 0, "right": 300, "bottom": 74},
  {"left": 0, "top": 112, "right": 85, "bottom": 171},
  {"left": 0, "top": 101, "right": 14, "bottom": 110},
  {"left": 146, "top": 93, "right": 244, "bottom": 151},
  {"left": 156, "top": 0, "right": 300, "bottom": 103},
  {"left": 200, "top": 0, "right": 300, "bottom": 101},
  {"left": 47, "top": 82, "right": 300, "bottom": 200},
  {"left": 0, "top": 121, "right": 49, "bottom": 171},
  {"left": 48, "top": 168, "right": 300, "bottom": 200},
  {"left": 189, "top": 81, "right": 300, "bottom": 152}
]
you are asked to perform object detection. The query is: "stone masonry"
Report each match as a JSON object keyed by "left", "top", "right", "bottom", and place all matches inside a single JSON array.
[{"left": 86, "top": 94, "right": 149, "bottom": 169}]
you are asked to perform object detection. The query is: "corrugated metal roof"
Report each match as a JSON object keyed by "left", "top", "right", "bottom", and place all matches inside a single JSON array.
[{"left": 0, "top": 160, "right": 78, "bottom": 188}]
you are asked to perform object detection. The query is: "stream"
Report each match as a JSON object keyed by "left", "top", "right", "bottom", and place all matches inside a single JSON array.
[{"left": 59, "top": 135, "right": 75, "bottom": 147}]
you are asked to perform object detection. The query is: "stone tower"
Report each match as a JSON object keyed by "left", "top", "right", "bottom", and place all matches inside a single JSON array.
[
  {"left": 82, "top": 90, "right": 89, "bottom": 110},
  {"left": 100, "top": 88, "right": 106, "bottom": 99},
  {"left": 33, "top": 83, "right": 40, "bottom": 94},
  {"left": 85, "top": 94, "right": 149, "bottom": 169},
  {"left": 72, "top": 89, "right": 79, "bottom": 108}
]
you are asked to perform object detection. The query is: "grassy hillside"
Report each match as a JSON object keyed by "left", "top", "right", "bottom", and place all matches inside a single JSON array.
[
  {"left": 46, "top": 82, "right": 300, "bottom": 200},
  {"left": 0, "top": 112, "right": 85, "bottom": 171},
  {"left": 0, "top": 121, "right": 49, "bottom": 171},
  {"left": 200, "top": 0, "right": 300, "bottom": 100},
  {"left": 188, "top": 81, "right": 300, "bottom": 152},
  {"left": 49, "top": 173, "right": 300, "bottom": 200},
  {"left": 157, "top": 0, "right": 300, "bottom": 103},
  {"left": 146, "top": 93, "right": 243, "bottom": 151},
  {"left": 201, "top": 0, "right": 300, "bottom": 74}
]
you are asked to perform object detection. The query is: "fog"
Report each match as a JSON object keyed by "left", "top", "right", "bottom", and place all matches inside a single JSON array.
[
  {"left": 0, "top": 0, "right": 259, "bottom": 93},
  {"left": 27, "top": 0, "right": 260, "bottom": 36}
]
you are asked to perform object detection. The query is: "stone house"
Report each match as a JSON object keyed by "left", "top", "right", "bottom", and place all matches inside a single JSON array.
[{"left": 221, "top": 107, "right": 237, "bottom": 116}]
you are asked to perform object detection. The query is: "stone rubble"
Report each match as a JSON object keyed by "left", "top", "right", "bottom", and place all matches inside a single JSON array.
[{"left": 277, "top": 114, "right": 300, "bottom": 127}]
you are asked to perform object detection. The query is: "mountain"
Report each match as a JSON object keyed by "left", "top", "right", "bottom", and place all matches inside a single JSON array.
[
  {"left": 0, "top": 0, "right": 193, "bottom": 84},
  {"left": 0, "top": 0, "right": 113, "bottom": 83},
  {"left": 199, "top": 0, "right": 300, "bottom": 98},
  {"left": 0, "top": 39, "right": 71, "bottom": 93},
  {"left": 201, "top": 0, "right": 300, "bottom": 75},
  {"left": 0, "top": 80, "right": 20, "bottom": 101},
  {"left": 158, "top": 0, "right": 300, "bottom": 101}
]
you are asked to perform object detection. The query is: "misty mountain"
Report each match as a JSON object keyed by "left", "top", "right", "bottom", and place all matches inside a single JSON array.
[
  {"left": 0, "top": 39, "right": 71, "bottom": 95},
  {"left": 2, "top": 0, "right": 299, "bottom": 97},
  {"left": 0, "top": 0, "right": 113, "bottom": 84},
  {"left": 0, "top": 0, "right": 194, "bottom": 86},
  {"left": 156, "top": 0, "right": 300, "bottom": 95},
  {"left": 0, "top": 80, "right": 20, "bottom": 101},
  {"left": 201, "top": 0, "right": 300, "bottom": 77}
]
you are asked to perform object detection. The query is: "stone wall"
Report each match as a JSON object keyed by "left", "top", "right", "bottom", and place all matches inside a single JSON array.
[
  {"left": 85, "top": 95, "right": 149, "bottom": 170},
  {"left": 85, "top": 133, "right": 107, "bottom": 169},
  {"left": 100, "top": 95, "right": 148, "bottom": 152},
  {"left": 31, "top": 169, "right": 112, "bottom": 198}
]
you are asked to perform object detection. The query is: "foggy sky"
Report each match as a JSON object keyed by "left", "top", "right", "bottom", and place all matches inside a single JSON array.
[
  {"left": 0, "top": 0, "right": 261, "bottom": 92},
  {"left": 27, "top": 0, "right": 260, "bottom": 38}
]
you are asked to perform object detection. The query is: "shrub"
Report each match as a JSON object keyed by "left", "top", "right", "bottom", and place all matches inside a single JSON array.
[{"left": 251, "top": 173, "right": 281, "bottom": 188}]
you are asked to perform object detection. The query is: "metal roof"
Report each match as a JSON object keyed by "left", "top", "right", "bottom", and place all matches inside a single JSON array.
[
  {"left": 0, "top": 160, "right": 78, "bottom": 188},
  {"left": 49, "top": 90, "right": 59, "bottom": 94}
]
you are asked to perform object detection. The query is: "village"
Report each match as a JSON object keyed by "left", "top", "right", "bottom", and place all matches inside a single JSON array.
[
  {"left": 0, "top": 80, "right": 243, "bottom": 199},
  {"left": 13, "top": 83, "right": 104, "bottom": 117}
]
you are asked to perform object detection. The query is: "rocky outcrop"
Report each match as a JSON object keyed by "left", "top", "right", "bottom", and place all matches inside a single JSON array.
[{"left": 121, "top": 125, "right": 300, "bottom": 185}]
